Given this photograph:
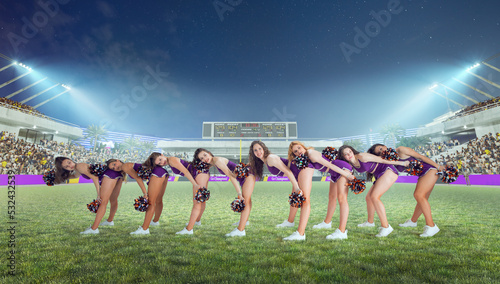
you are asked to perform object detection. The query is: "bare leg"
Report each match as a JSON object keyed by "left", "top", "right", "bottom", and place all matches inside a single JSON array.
[
  {"left": 323, "top": 181, "right": 338, "bottom": 224},
  {"left": 366, "top": 171, "right": 398, "bottom": 228},
  {"left": 412, "top": 170, "right": 438, "bottom": 226},
  {"left": 141, "top": 176, "right": 166, "bottom": 230},
  {"left": 336, "top": 176, "right": 349, "bottom": 232},
  {"left": 91, "top": 177, "right": 118, "bottom": 230},
  {"left": 237, "top": 175, "right": 256, "bottom": 231},
  {"left": 297, "top": 168, "right": 314, "bottom": 236},
  {"left": 186, "top": 173, "right": 209, "bottom": 231},
  {"left": 152, "top": 178, "right": 168, "bottom": 222},
  {"left": 106, "top": 179, "right": 123, "bottom": 222}
]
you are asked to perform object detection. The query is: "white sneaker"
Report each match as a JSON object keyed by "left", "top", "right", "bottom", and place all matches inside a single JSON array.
[
  {"left": 176, "top": 227, "right": 193, "bottom": 235},
  {"left": 326, "top": 228, "right": 348, "bottom": 240},
  {"left": 225, "top": 228, "right": 246, "bottom": 237},
  {"left": 80, "top": 227, "right": 99, "bottom": 235},
  {"left": 375, "top": 225, "right": 394, "bottom": 237},
  {"left": 150, "top": 221, "right": 160, "bottom": 226},
  {"left": 420, "top": 225, "right": 440, "bottom": 237},
  {"left": 130, "top": 226, "right": 150, "bottom": 235},
  {"left": 232, "top": 221, "right": 250, "bottom": 226},
  {"left": 313, "top": 221, "right": 332, "bottom": 229},
  {"left": 186, "top": 221, "right": 202, "bottom": 226},
  {"left": 357, "top": 221, "right": 375, "bottom": 227},
  {"left": 99, "top": 220, "right": 114, "bottom": 226},
  {"left": 283, "top": 231, "right": 305, "bottom": 241},
  {"left": 399, "top": 219, "right": 417, "bottom": 227},
  {"left": 276, "top": 220, "right": 295, "bottom": 228}
]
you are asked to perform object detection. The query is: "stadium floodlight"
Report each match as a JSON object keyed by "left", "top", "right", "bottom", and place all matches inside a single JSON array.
[
  {"left": 55, "top": 131, "right": 59, "bottom": 134},
  {"left": 429, "top": 84, "right": 438, "bottom": 90},
  {"left": 61, "top": 84, "right": 71, "bottom": 90},
  {"left": 464, "top": 125, "right": 467, "bottom": 129},
  {"left": 466, "top": 63, "right": 480, "bottom": 71},
  {"left": 33, "top": 125, "right": 37, "bottom": 129},
  {"left": 441, "top": 130, "right": 445, "bottom": 134}
]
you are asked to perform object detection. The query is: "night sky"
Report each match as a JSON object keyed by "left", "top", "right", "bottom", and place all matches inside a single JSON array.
[{"left": 1, "top": 0, "right": 499, "bottom": 139}]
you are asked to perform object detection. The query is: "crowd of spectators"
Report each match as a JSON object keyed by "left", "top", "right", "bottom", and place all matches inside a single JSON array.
[
  {"left": 1, "top": 131, "right": 158, "bottom": 175},
  {"left": 417, "top": 139, "right": 460, "bottom": 158},
  {"left": 433, "top": 133, "right": 500, "bottom": 175},
  {"left": 447, "top": 97, "right": 500, "bottom": 121},
  {"left": 0, "top": 97, "right": 49, "bottom": 119}
]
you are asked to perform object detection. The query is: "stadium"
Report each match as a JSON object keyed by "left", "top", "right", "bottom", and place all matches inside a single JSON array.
[{"left": 1, "top": 2, "right": 500, "bottom": 283}]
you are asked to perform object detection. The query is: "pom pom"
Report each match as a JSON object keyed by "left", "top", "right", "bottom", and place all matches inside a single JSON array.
[
  {"left": 234, "top": 162, "right": 250, "bottom": 179},
  {"left": 381, "top": 148, "right": 399, "bottom": 161},
  {"left": 438, "top": 166, "right": 459, "bottom": 183},
  {"left": 289, "top": 191, "right": 306, "bottom": 208},
  {"left": 194, "top": 187, "right": 211, "bottom": 203},
  {"left": 230, "top": 198, "right": 245, "bottom": 212},
  {"left": 405, "top": 160, "right": 423, "bottom": 176},
  {"left": 133, "top": 196, "right": 149, "bottom": 212},
  {"left": 347, "top": 178, "right": 366, "bottom": 195},
  {"left": 194, "top": 160, "right": 209, "bottom": 173},
  {"left": 135, "top": 166, "right": 152, "bottom": 180},
  {"left": 43, "top": 169, "right": 56, "bottom": 186},
  {"left": 89, "top": 163, "right": 107, "bottom": 177},
  {"left": 87, "top": 199, "right": 101, "bottom": 213},
  {"left": 293, "top": 154, "right": 310, "bottom": 170},
  {"left": 322, "top": 147, "right": 338, "bottom": 162}
]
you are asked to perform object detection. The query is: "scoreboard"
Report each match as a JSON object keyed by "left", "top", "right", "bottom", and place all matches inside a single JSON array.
[{"left": 202, "top": 122, "right": 297, "bottom": 139}]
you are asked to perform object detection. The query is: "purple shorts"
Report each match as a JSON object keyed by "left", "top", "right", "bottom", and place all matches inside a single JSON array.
[
  {"left": 171, "top": 159, "right": 209, "bottom": 179},
  {"left": 329, "top": 160, "right": 353, "bottom": 183}
]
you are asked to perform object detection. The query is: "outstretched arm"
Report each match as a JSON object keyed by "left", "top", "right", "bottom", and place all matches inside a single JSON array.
[
  {"left": 168, "top": 157, "right": 200, "bottom": 188},
  {"left": 76, "top": 163, "right": 101, "bottom": 199},
  {"left": 308, "top": 149, "right": 354, "bottom": 180},
  {"left": 122, "top": 163, "right": 148, "bottom": 198},
  {"left": 214, "top": 157, "right": 243, "bottom": 200},
  {"left": 267, "top": 155, "right": 300, "bottom": 192},
  {"left": 358, "top": 152, "right": 409, "bottom": 167},
  {"left": 397, "top": 146, "right": 444, "bottom": 171}
]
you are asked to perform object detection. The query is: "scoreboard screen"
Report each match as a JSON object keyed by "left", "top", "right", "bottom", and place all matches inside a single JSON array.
[{"left": 203, "top": 122, "right": 297, "bottom": 139}]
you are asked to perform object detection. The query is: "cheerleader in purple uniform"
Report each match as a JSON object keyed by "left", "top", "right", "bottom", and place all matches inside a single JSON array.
[
  {"left": 148, "top": 152, "right": 208, "bottom": 236},
  {"left": 195, "top": 148, "right": 254, "bottom": 237},
  {"left": 54, "top": 157, "right": 124, "bottom": 235},
  {"left": 281, "top": 141, "right": 354, "bottom": 241},
  {"left": 370, "top": 144, "right": 444, "bottom": 237},
  {"left": 338, "top": 145, "right": 409, "bottom": 237},
  {"left": 310, "top": 156, "right": 355, "bottom": 240},
  {"left": 248, "top": 141, "right": 301, "bottom": 225}
]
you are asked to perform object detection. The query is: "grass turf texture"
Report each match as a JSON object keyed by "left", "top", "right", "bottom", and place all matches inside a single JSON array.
[{"left": 1, "top": 181, "right": 499, "bottom": 283}]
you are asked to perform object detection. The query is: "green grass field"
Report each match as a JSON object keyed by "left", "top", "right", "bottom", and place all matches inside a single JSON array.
[{"left": 1, "top": 181, "right": 499, "bottom": 283}]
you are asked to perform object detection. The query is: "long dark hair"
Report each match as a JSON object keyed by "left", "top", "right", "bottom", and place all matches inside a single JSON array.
[
  {"left": 248, "top": 141, "right": 271, "bottom": 181},
  {"left": 54, "top": 156, "right": 72, "bottom": 184},
  {"left": 366, "top": 144, "right": 385, "bottom": 181},
  {"left": 191, "top": 148, "right": 213, "bottom": 166},
  {"left": 105, "top": 158, "right": 127, "bottom": 180},
  {"left": 143, "top": 152, "right": 162, "bottom": 170},
  {"left": 338, "top": 145, "right": 360, "bottom": 163}
]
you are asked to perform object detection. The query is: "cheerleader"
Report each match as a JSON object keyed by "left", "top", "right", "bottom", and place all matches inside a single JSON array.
[
  {"left": 194, "top": 148, "right": 254, "bottom": 237},
  {"left": 54, "top": 157, "right": 124, "bottom": 235},
  {"left": 145, "top": 152, "right": 206, "bottom": 236},
  {"left": 310, "top": 150, "right": 355, "bottom": 240},
  {"left": 283, "top": 141, "right": 354, "bottom": 241},
  {"left": 108, "top": 153, "right": 169, "bottom": 235},
  {"left": 370, "top": 144, "right": 443, "bottom": 237},
  {"left": 248, "top": 140, "right": 301, "bottom": 226},
  {"left": 338, "top": 145, "right": 409, "bottom": 237}
]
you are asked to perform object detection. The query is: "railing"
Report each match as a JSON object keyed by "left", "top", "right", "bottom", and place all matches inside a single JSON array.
[
  {"left": 447, "top": 101, "right": 500, "bottom": 121},
  {"left": 0, "top": 102, "right": 80, "bottom": 128}
]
